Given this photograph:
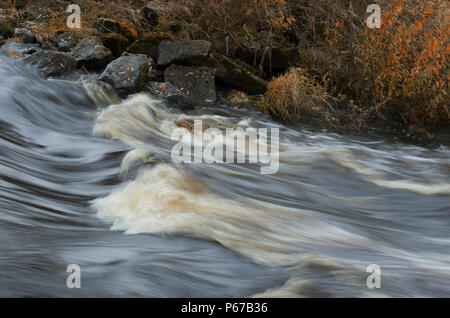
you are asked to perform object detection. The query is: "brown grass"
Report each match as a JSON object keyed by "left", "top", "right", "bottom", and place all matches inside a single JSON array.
[{"left": 257, "top": 67, "right": 336, "bottom": 124}]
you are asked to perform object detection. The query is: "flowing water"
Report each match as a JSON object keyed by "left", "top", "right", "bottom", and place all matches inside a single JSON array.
[{"left": 0, "top": 59, "right": 449, "bottom": 297}]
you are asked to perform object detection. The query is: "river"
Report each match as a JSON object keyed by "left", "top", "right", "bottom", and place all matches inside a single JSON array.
[{"left": 0, "top": 59, "right": 449, "bottom": 297}]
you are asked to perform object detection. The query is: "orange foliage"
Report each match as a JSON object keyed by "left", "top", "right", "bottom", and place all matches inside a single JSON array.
[{"left": 362, "top": 0, "right": 449, "bottom": 126}]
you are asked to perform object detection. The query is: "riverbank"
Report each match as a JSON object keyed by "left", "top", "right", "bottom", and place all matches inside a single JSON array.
[{"left": 0, "top": 0, "right": 448, "bottom": 139}]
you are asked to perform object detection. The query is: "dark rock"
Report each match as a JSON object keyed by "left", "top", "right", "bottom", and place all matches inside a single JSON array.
[
  {"left": 127, "top": 32, "right": 174, "bottom": 61},
  {"left": 56, "top": 31, "right": 77, "bottom": 52},
  {"left": 94, "top": 18, "right": 139, "bottom": 44},
  {"left": 98, "top": 54, "right": 152, "bottom": 96},
  {"left": 94, "top": 18, "right": 122, "bottom": 34},
  {"left": 0, "top": 18, "right": 14, "bottom": 39},
  {"left": 263, "top": 47, "right": 302, "bottom": 74},
  {"left": 40, "top": 41, "right": 57, "bottom": 50},
  {"left": 158, "top": 40, "right": 211, "bottom": 66},
  {"left": 119, "top": 21, "right": 139, "bottom": 43},
  {"left": 147, "top": 82, "right": 194, "bottom": 110},
  {"left": 143, "top": 1, "right": 162, "bottom": 26},
  {"left": 164, "top": 65, "right": 216, "bottom": 106},
  {"left": 1, "top": 40, "right": 40, "bottom": 56},
  {"left": 13, "top": 28, "right": 38, "bottom": 44},
  {"left": 71, "top": 37, "right": 113, "bottom": 70},
  {"left": 25, "top": 50, "right": 77, "bottom": 77},
  {"left": 100, "top": 33, "right": 128, "bottom": 58},
  {"left": 203, "top": 53, "right": 267, "bottom": 95}
]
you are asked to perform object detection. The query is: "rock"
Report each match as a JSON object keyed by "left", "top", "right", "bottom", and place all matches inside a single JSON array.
[
  {"left": 98, "top": 54, "right": 151, "bottom": 96},
  {"left": 203, "top": 53, "right": 268, "bottom": 95},
  {"left": 175, "top": 118, "right": 228, "bottom": 132},
  {"left": 0, "top": 18, "right": 14, "bottom": 39},
  {"left": 158, "top": 40, "right": 211, "bottom": 66},
  {"left": 143, "top": 1, "right": 164, "bottom": 26},
  {"left": 25, "top": 50, "right": 77, "bottom": 77},
  {"left": 13, "top": 28, "right": 38, "bottom": 44},
  {"left": 71, "top": 37, "right": 113, "bottom": 70},
  {"left": 94, "top": 18, "right": 122, "bottom": 34},
  {"left": 264, "top": 47, "right": 302, "bottom": 74},
  {"left": 164, "top": 65, "right": 216, "bottom": 106},
  {"left": 40, "top": 41, "right": 57, "bottom": 50},
  {"left": 94, "top": 18, "right": 139, "bottom": 44},
  {"left": 226, "top": 90, "right": 250, "bottom": 106},
  {"left": 127, "top": 32, "right": 174, "bottom": 61},
  {"left": 1, "top": 40, "right": 40, "bottom": 57},
  {"left": 119, "top": 21, "right": 139, "bottom": 43},
  {"left": 100, "top": 33, "right": 128, "bottom": 58},
  {"left": 56, "top": 31, "right": 77, "bottom": 52},
  {"left": 147, "top": 82, "right": 194, "bottom": 110}
]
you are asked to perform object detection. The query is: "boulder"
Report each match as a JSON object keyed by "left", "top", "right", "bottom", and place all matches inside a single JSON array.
[
  {"left": 100, "top": 33, "right": 128, "bottom": 58},
  {"left": 158, "top": 40, "right": 211, "bottom": 66},
  {"left": 143, "top": 1, "right": 163, "bottom": 26},
  {"left": 203, "top": 53, "right": 268, "bottom": 95},
  {"left": 127, "top": 32, "right": 174, "bottom": 61},
  {"left": 98, "top": 54, "right": 151, "bottom": 96},
  {"left": 13, "top": 28, "right": 38, "bottom": 44},
  {"left": 56, "top": 31, "right": 77, "bottom": 52},
  {"left": 25, "top": 50, "right": 77, "bottom": 77},
  {"left": 0, "top": 18, "right": 13, "bottom": 39},
  {"left": 164, "top": 65, "right": 216, "bottom": 106},
  {"left": 147, "top": 82, "right": 194, "bottom": 110},
  {"left": 94, "top": 18, "right": 122, "bottom": 34},
  {"left": 71, "top": 37, "right": 113, "bottom": 70}
]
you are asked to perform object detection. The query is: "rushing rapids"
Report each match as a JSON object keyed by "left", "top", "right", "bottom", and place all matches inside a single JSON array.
[{"left": 0, "top": 59, "right": 449, "bottom": 297}]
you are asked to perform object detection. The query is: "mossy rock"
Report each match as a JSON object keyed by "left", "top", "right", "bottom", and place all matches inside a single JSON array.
[
  {"left": 127, "top": 33, "right": 174, "bottom": 61},
  {"left": 100, "top": 33, "right": 129, "bottom": 58}
]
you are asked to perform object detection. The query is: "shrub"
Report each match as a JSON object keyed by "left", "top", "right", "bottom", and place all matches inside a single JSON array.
[{"left": 362, "top": 0, "right": 449, "bottom": 128}]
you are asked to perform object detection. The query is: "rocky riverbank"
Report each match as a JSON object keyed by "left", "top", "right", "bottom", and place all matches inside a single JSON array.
[{"left": 0, "top": 3, "right": 292, "bottom": 113}]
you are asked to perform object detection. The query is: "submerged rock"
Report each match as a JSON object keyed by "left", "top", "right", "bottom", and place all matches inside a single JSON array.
[
  {"left": 203, "top": 53, "right": 268, "bottom": 95},
  {"left": 71, "top": 37, "right": 113, "bottom": 70},
  {"left": 98, "top": 54, "right": 151, "bottom": 96},
  {"left": 127, "top": 32, "right": 174, "bottom": 61},
  {"left": 147, "top": 81, "right": 194, "bottom": 110},
  {"left": 25, "top": 50, "right": 77, "bottom": 77},
  {"left": 143, "top": 1, "right": 163, "bottom": 26},
  {"left": 56, "top": 31, "right": 77, "bottom": 52},
  {"left": 100, "top": 33, "right": 129, "bottom": 58},
  {"left": 164, "top": 65, "right": 216, "bottom": 106},
  {"left": 13, "top": 28, "right": 38, "bottom": 44},
  {"left": 158, "top": 40, "right": 211, "bottom": 66},
  {"left": 1, "top": 40, "right": 40, "bottom": 57}
]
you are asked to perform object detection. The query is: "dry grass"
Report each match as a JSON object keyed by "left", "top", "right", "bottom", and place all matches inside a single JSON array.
[{"left": 257, "top": 67, "right": 335, "bottom": 124}]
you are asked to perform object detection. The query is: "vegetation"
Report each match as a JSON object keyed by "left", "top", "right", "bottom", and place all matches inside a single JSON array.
[{"left": 1, "top": 0, "right": 448, "bottom": 131}]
